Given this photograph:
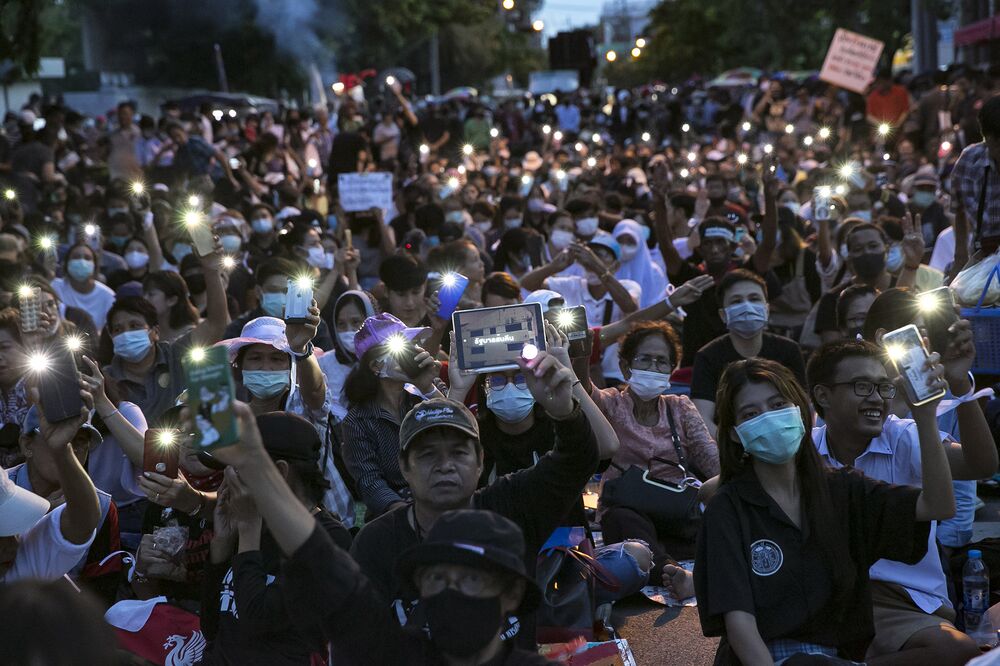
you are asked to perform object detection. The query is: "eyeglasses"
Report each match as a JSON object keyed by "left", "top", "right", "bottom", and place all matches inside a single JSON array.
[
  {"left": 630, "top": 354, "right": 672, "bottom": 373},
  {"left": 487, "top": 374, "right": 527, "bottom": 392},
  {"left": 824, "top": 381, "right": 896, "bottom": 399},
  {"left": 417, "top": 566, "right": 500, "bottom": 597}
]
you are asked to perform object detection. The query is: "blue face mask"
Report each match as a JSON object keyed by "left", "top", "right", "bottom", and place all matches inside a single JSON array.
[
  {"left": 219, "top": 235, "right": 242, "bottom": 254},
  {"left": 260, "top": 292, "right": 286, "bottom": 318},
  {"left": 486, "top": 384, "right": 535, "bottom": 423},
  {"left": 445, "top": 211, "right": 465, "bottom": 224},
  {"left": 113, "top": 329, "right": 152, "bottom": 362},
  {"left": 425, "top": 235, "right": 441, "bottom": 248},
  {"left": 723, "top": 301, "right": 768, "bottom": 338},
  {"left": 109, "top": 234, "right": 130, "bottom": 249},
  {"left": 886, "top": 244, "right": 903, "bottom": 273},
  {"left": 734, "top": 406, "right": 805, "bottom": 464},
  {"left": 242, "top": 369, "right": 290, "bottom": 399},
  {"left": 850, "top": 210, "right": 872, "bottom": 222},
  {"left": 326, "top": 214, "right": 338, "bottom": 231},
  {"left": 67, "top": 258, "right": 94, "bottom": 281},
  {"left": 172, "top": 243, "right": 193, "bottom": 262}
]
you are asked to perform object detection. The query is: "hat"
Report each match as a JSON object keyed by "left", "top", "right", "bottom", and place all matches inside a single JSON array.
[
  {"left": 399, "top": 397, "right": 479, "bottom": 453},
  {"left": 22, "top": 405, "right": 103, "bottom": 449},
  {"left": 522, "top": 151, "right": 543, "bottom": 172},
  {"left": 275, "top": 206, "right": 301, "bottom": 222},
  {"left": 0, "top": 471, "right": 49, "bottom": 537},
  {"left": 911, "top": 171, "right": 939, "bottom": 190},
  {"left": 256, "top": 412, "right": 321, "bottom": 462},
  {"left": 397, "top": 509, "right": 541, "bottom": 613},
  {"left": 587, "top": 233, "right": 621, "bottom": 261},
  {"left": 523, "top": 289, "right": 565, "bottom": 313},
  {"left": 354, "top": 313, "right": 428, "bottom": 359},
  {"left": 220, "top": 317, "right": 291, "bottom": 361}
]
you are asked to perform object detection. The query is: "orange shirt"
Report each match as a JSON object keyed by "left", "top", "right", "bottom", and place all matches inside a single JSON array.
[{"left": 866, "top": 85, "right": 911, "bottom": 125}]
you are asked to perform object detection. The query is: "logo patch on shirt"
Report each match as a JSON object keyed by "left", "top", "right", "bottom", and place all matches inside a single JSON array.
[{"left": 750, "top": 539, "right": 783, "bottom": 576}]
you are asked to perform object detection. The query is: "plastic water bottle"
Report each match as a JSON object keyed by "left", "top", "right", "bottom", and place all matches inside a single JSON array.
[{"left": 963, "top": 550, "right": 997, "bottom": 648}]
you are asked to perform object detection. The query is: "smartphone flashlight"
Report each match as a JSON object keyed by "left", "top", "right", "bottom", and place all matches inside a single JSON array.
[
  {"left": 38, "top": 235, "right": 54, "bottom": 251},
  {"left": 556, "top": 309, "right": 575, "bottom": 328},
  {"left": 4, "top": 189, "right": 15, "bottom": 201},
  {"left": 419, "top": 144, "right": 429, "bottom": 155},
  {"left": 65, "top": 335, "right": 84, "bottom": 352},
  {"left": 737, "top": 153, "right": 748, "bottom": 165},
  {"left": 803, "top": 136, "right": 814, "bottom": 146},
  {"left": 187, "top": 195, "right": 201, "bottom": 208},
  {"left": 884, "top": 343, "right": 905, "bottom": 362},
  {"left": 553, "top": 131, "right": 563, "bottom": 141},
  {"left": 839, "top": 163, "right": 855, "bottom": 180},
  {"left": 641, "top": 132, "right": 651, "bottom": 142},
  {"left": 917, "top": 291, "right": 941, "bottom": 313},
  {"left": 462, "top": 144, "right": 474, "bottom": 156},
  {"left": 130, "top": 181, "right": 145, "bottom": 195},
  {"left": 84, "top": 223, "right": 98, "bottom": 237},
  {"left": 687, "top": 151, "right": 697, "bottom": 162},
  {"left": 877, "top": 123, "right": 891, "bottom": 137},
  {"left": 157, "top": 431, "right": 177, "bottom": 447},
  {"left": 386, "top": 333, "right": 407, "bottom": 355},
  {"left": 679, "top": 168, "right": 690, "bottom": 178},
  {"left": 386, "top": 75, "right": 396, "bottom": 86},
  {"left": 17, "top": 284, "right": 34, "bottom": 299},
  {"left": 221, "top": 256, "right": 236, "bottom": 270},
  {"left": 681, "top": 123, "right": 690, "bottom": 133},
  {"left": 28, "top": 351, "right": 51, "bottom": 373},
  {"left": 542, "top": 125, "right": 551, "bottom": 135},
  {"left": 295, "top": 275, "right": 314, "bottom": 290},
  {"left": 741, "top": 121, "right": 752, "bottom": 132},
  {"left": 763, "top": 144, "right": 774, "bottom": 154},
  {"left": 521, "top": 343, "right": 539, "bottom": 361},
  {"left": 784, "top": 124, "right": 794, "bottom": 134},
  {"left": 441, "top": 272, "right": 459, "bottom": 288},
  {"left": 188, "top": 346, "right": 207, "bottom": 363},
  {"left": 818, "top": 127, "right": 831, "bottom": 139},
  {"left": 591, "top": 132, "right": 601, "bottom": 143},
  {"left": 587, "top": 157, "right": 597, "bottom": 168},
  {"left": 490, "top": 128, "right": 499, "bottom": 138},
  {"left": 447, "top": 177, "right": 459, "bottom": 189}
]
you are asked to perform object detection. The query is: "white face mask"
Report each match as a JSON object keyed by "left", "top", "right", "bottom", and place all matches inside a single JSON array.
[
  {"left": 585, "top": 271, "right": 603, "bottom": 286},
  {"left": 627, "top": 369, "right": 672, "bottom": 400},
  {"left": 338, "top": 330, "right": 357, "bottom": 355},
  {"left": 575, "top": 217, "right": 599, "bottom": 236},
  {"left": 474, "top": 220, "right": 493, "bottom": 234},
  {"left": 550, "top": 229, "right": 575, "bottom": 250},
  {"left": 619, "top": 244, "right": 639, "bottom": 262},
  {"left": 504, "top": 217, "right": 523, "bottom": 229}
]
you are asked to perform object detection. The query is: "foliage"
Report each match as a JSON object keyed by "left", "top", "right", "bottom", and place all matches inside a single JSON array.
[{"left": 0, "top": 0, "right": 43, "bottom": 76}]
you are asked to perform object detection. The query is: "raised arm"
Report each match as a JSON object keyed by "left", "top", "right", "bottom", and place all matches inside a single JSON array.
[
  {"left": 651, "top": 162, "right": 686, "bottom": 278},
  {"left": 285, "top": 301, "right": 328, "bottom": 411},
  {"left": 81, "top": 356, "right": 144, "bottom": 467},
  {"left": 750, "top": 167, "right": 778, "bottom": 274},
  {"left": 519, "top": 249, "right": 574, "bottom": 291},
  {"left": 598, "top": 274, "right": 714, "bottom": 346},
  {"left": 572, "top": 243, "right": 636, "bottom": 314},
  {"left": 190, "top": 239, "right": 231, "bottom": 346},
  {"left": 907, "top": 355, "right": 956, "bottom": 521}
]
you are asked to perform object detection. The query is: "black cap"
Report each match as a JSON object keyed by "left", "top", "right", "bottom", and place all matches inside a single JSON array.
[
  {"left": 397, "top": 509, "right": 541, "bottom": 613},
  {"left": 256, "top": 412, "right": 321, "bottom": 462}
]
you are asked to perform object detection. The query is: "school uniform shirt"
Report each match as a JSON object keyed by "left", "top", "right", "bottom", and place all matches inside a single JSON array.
[
  {"left": 52, "top": 277, "right": 116, "bottom": 330},
  {"left": 695, "top": 465, "right": 930, "bottom": 661},
  {"left": 690, "top": 333, "right": 806, "bottom": 404},
  {"left": 3, "top": 503, "right": 95, "bottom": 583},
  {"left": 813, "top": 416, "right": 953, "bottom": 614}
]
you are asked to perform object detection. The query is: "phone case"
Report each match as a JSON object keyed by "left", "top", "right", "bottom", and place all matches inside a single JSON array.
[
  {"left": 436, "top": 273, "right": 469, "bottom": 320},
  {"left": 813, "top": 188, "right": 831, "bottom": 221},
  {"left": 285, "top": 279, "right": 313, "bottom": 324},
  {"left": 38, "top": 341, "right": 84, "bottom": 423},
  {"left": 188, "top": 219, "right": 215, "bottom": 257},
  {"left": 882, "top": 324, "right": 946, "bottom": 406},
  {"left": 184, "top": 345, "right": 238, "bottom": 450},
  {"left": 20, "top": 287, "right": 41, "bottom": 333},
  {"left": 143, "top": 430, "right": 180, "bottom": 478}
]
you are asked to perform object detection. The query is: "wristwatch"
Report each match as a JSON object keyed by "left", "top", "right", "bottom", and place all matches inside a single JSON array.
[{"left": 290, "top": 342, "right": 314, "bottom": 360}]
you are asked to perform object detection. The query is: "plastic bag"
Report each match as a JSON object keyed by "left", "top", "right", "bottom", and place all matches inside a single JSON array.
[
  {"left": 137, "top": 526, "right": 189, "bottom": 582},
  {"left": 951, "top": 249, "right": 1000, "bottom": 306}
]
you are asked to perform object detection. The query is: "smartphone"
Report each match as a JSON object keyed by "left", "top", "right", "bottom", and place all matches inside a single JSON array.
[
  {"left": 187, "top": 217, "right": 215, "bottom": 257},
  {"left": 19, "top": 286, "right": 41, "bottom": 333},
  {"left": 285, "top": 278, "right": 313, "bottom": 324},
  {"left": 813, "top": 187, "right": 832, "bottom": 222},
  {"left": 344, "top": 229, "right": 353, "bottom": 248},
  {"left": 184, "top": 345, "right": 238, "bottom": 450},
  {"left": 519, "top": 175, "right": 534, "bottom": 197},
  {"left": 882, "top": 324, "right": 946, "bottom": 406},
  {"left": 228, "top": 157, "right": 241, "bottom": 170},
  {"left": 143, "top": 429, "right": 180, "bottom": 479},
  {"left": 544, "top": 305, "right": 589, "bottom": 357},
  {"left": 431, "top": 271, "right": 469, "bottom": 319},
  {"left": 394, "top": 339, "right": 428, "bottom": 379},
  {"left": 37, "top": 341, "right": 84, "bottom": 423},
  {"left": 452, "top": 303, "right": 547, "bottom": 374},
  {"left": 919, "top": 287, "right": 959, "bottom": 354}
]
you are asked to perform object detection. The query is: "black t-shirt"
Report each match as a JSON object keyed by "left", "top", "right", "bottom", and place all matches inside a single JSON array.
[
  {"left": 690, "top": 333, "right": 805, "bottom": 403},
  {"left": 695, "top": 466, "right": 930, "bottom": 661},
  {"left": 327, "top": 131, "right": 367, "bottom": 177},
  {"left": 772, "top": 248, "right": 822, "bottom": 304},
  {"left": 669, "top": 260, "right": 784, "bottom": 367}
]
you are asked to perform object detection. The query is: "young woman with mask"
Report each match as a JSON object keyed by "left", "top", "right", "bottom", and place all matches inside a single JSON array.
[
  {"left": 694, "top": 356, "right": 953, "bottom": 665},
  {"left": 613, "top": 218, "right": 668, "bottom": 308},
  {"left": 105, "top": 237, "right": 154, "bottom": 291},
  {"left": 578, "top": 321, "right": 718, "bottom": 571},
  {"left": 493, "top": 227, "right": 544, "bottom": 284},
  {"left": 318, "top": 290, "right": 378, "bottom": 422},
  {"left": 487, "top": 195, "right": 525, "bottom": 248},
  {"left": 543, "top": 210, "right": 582, "bottom": 277},
  {"left": 143, "top": 271, "right": 200, "bottom": 343},
  {"left": 52, "top": 243, "right": 116, "bottom": 330}
]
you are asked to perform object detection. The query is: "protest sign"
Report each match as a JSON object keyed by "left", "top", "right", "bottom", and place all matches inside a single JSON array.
[
  {"left": 819, "top": 28, "right": 884, "bottom": 94},
  {"left": 338, "top": 172, "right": 393, "bottom": 217}
]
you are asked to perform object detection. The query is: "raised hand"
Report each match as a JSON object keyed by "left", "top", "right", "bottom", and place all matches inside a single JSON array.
[
  {"left": 286, "top": 300, "right": 320, "bottom": 353},
  {"left": 901, "top": 210, "right": 925, "bottom": 270},
  {"left": 516, "top": 350, "right": 575, "bottom": 419},
  {"left": 669, "top": 274, "right": 715, "bottom": 307}
]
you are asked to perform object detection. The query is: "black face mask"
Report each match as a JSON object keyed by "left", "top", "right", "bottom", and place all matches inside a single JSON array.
[
  {"left": 424, "top": 589, "right": 503, "bottom": 658},
  {"left": 184, "top": 274, "right": 207, "bottom": 295},
  {"left": 851, "top": 252, "right": 885, "bottom": 281}
]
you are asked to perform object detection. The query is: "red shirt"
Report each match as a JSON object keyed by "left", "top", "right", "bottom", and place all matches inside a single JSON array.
[{"left": 866, "top": 85, "right": 911, "bottom": 125}]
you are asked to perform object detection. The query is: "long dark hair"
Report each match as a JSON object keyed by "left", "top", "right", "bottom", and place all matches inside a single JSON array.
[
  {"left": 715, "top": 358, "right": 854, "bottom": 605},
  {"left": 144, "top": 270, "right": 200, "bottom": 330},
  {"left": 343, "top": 344, "right": 385, "bottom": 408}
]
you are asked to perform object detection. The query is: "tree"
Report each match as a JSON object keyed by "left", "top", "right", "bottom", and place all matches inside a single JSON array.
[{"left": 0, "top": 0, "right": 43, "bottom": 76}]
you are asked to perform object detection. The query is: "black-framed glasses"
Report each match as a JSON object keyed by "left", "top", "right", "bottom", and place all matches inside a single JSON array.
[
  {"left": 631, "top": 354, "right": 672, "bottom": 372},
  {"left": 824, "top": 381, "right": 896, "bottom": 399}
]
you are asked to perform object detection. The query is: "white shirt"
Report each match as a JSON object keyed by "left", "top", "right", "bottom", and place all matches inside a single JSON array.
[
  {"left": 929, "top": 226, "right": 972, "bottom": 274},
  {"left": 317, "top": 353, "right": 351, "bottom": 422},
  {"left": 52, "top": 278, "right": 117, "bottom": 330},
  {"left": 813, "top": 415, "right": 952, "bottom": 613},
  {"left": 3, "top": 504, "right": 95, "bottom": 583}
]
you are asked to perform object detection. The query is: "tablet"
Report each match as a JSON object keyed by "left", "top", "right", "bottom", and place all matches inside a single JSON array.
[{"left": 452, "top": 303, "right": 547, "bottom": 374}]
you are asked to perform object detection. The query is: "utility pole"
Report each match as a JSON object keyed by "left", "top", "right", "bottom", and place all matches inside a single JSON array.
[
  {"left": 910, "top": 0, "right": 938, "bottom": 74},
  {"left": 429, "top": 29, "right": 441, "bottom": 96},
  {"left": 213, "top": 43, "right": 229, "bottom": 93}
]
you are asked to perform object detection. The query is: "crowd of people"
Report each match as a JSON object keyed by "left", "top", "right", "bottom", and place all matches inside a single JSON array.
[{"left": 0, "top": 60, "right": 999, "bottom": 666}]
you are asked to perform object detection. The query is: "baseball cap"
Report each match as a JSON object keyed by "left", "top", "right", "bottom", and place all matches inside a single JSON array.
[
  {"left": 587, "top": 232, "right": 621, "bottom": 261},
  {"left": 354, "top": 313, "right": 428, "bottom": 359},
  {"left": 522, "top": 289, "right": 565, "bottom": 313},
  {"left": 220, "top": 317, "right": 291, "bottom": 361},
  {"left": 256, "top": 412, "right": 321, "bottom": 462},
  {"left": 21, "top": 406, "right": 103, "bottom": 448},
  {"left": 398, "top": 397, "right": 479, "bottom": 453},
  {"left": 397, "top": 509, "right": 541, "bottom": 613},
  {"left": 0, "top": 471, "right": 49, "bottom": 537}
]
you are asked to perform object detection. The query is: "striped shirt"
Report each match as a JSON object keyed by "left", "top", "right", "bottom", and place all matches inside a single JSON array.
[{"left": 951, "top": 142, "right": 1000, "bottom": 240}]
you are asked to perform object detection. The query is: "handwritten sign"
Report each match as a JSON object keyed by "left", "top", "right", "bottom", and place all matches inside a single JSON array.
[
  {"left": 819, "top": 28, "right": 884, "bottom": 94},
  {"left": 338, "top": 172, "right": 393, "bottom": 217}
]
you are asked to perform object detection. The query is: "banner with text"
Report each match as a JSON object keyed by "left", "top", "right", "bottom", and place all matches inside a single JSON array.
[{"left": 819, "top": 28, "right": 884, "bottom": 94}]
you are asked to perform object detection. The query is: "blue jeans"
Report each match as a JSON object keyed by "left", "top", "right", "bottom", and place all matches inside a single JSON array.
[{"left": 594, "top": 540, "right": 652, "bottom": 605}]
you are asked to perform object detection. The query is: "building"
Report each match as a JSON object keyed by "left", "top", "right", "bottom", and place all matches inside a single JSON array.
[
  {"left": 953, "top": 0, "right": 999, "bottom": 67},
  {"left": 599, "top": 0, "right": 656, "bottom": 48}
]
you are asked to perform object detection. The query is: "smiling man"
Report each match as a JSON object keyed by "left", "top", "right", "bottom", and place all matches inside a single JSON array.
[{"left": 808, "top": 340, "right": 996, "bottom": 665}]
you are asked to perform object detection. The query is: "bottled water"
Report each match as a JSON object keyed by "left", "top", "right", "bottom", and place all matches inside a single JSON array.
[{"left": 963, "top": 549, "right": 997, "bottom": 648}]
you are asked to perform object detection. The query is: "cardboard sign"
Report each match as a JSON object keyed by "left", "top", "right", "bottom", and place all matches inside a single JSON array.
[
  {"left": 338, "top": 172, "right": 393, "bottom": 216},
  {"left": 819, "top": 28, "right": 885, "bottom": 94}
]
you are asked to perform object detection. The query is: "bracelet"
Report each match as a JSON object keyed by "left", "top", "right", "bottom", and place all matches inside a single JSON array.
[
  {"left": 188, "top": 492, "right": 206, "bottom": 517},
  {"left": 290, "top": 342, "right": 314, "bottom": 360},
  {"left": 99, "top": 408, "right": 120, "bottom": 420}
]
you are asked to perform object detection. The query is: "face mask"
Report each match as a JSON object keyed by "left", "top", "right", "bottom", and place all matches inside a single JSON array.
[
  {"left": 575, "top": 216, "right": 599, "bottom": 236},
  {"left": 326, "top": 214, "right": 338, "bottom": 231},
  {"left": 585, "top": 271, "right": 603, "bottom": 286},
  {"left": 424, "top": 589, "right": 503, "bottom": 658},
  {"left": 242, "top": 369, "right": 291, "bottom": 399},
  {"left": 220, "top": 235, "right": 242, "bottom": 253},
  {"left": 851, "top": 252, "right": 885, "bottom": 280},
  {"left": 445, "top": 211, "right": 465, "bottom": 224},
  {"left": 912, "top": 191, "right": 936, "bottom": 209},
  {"left": 734, "top": 406, "right": 805, "bottom": 465},
  {"left": 109, "top": 234, "right": 130, "bottom": 249},
  {"left": 305, "top": 246, "right": 327, "bottom": 268},
  {"left": 261, "top": 292, "right": 286, "bottom": 318},
  {"left": 338, "top": 330, "right": 357, "bottom": 354},
  {"left": 627, "top": 369, "right": 671, "bottom": 400},
  {"left": 886, "top": 244, "right": 903, "bottom": 273},
  {"left": 723, "top": 301, "right": 768, "bottom": 337},
  {"left": 504, "top": 217, "right": 523, "bottom": 230},
  {"left": 113, "top": 329, "right": 152, "bottom": 362},
  {"left": 550, "top": 229, "right": 575, "bottom": 250},
  {"left": 185, "top": 274, "right": 206, "bottom": 295},
  {"left": 107, "top": 207, "right": 129, "bottom": 217},
  {"left": 619, "top": 244, "right": 639, "bottom": 262},
  {"left": 783, "top": 201, "right": 801, "bottom": 216},
  {"left": 251, "top": 217, "right": 274, "bottom": 234},
  {"left": 850, "top": 210, "right": 872, "bottom": 222},
  {"left": 425, "top": 235, "right": 441, "bottom": 248},
  {"left": 474, "top": 221, "right": 492, "bottom": 234},
  {"left": 172, "top": 243, "right": 193, "bottom": 262},
  {"left": 839, "top": 243, "right": 849, "bottom": 260},
  {"left": 486, "top": 383, "right": 535, "bottom": 423},
  {"left": 124, "top": 251, "right": 149, "bottom": 270},
  {"left": 323, "top": 252, "right": 335, "bottom": 270},
  {"left": 67, "top": 258, "right": 94, "bottom": 281}
]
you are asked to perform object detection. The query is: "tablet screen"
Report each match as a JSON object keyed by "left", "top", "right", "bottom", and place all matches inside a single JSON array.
[{"left": 452, "top": 303, "right": 546, "bottom": 373}]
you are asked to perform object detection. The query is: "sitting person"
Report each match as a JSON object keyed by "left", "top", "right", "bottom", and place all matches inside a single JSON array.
[{"left": 696, "top": 355, "right": 953, "bottom": 664}]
